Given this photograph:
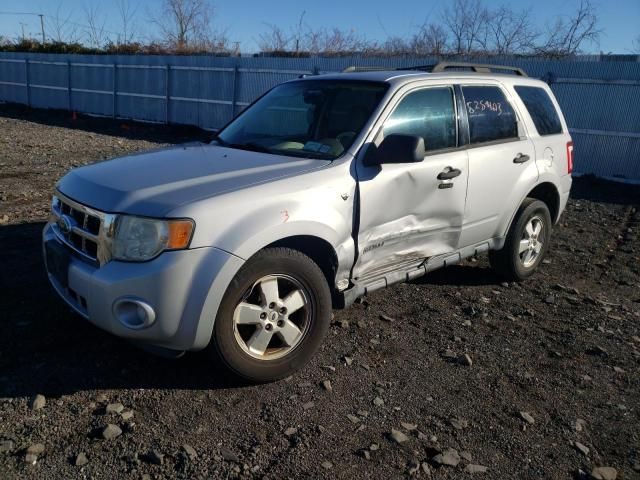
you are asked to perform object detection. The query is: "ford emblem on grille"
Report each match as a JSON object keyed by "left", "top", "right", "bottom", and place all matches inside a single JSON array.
[{"left": 57, "top": 215, "right": 75, "bottom": 236}]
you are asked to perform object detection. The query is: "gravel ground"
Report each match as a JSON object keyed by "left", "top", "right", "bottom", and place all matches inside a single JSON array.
[{"left": 0, "top": 104, "right": 639, "bottom": 480}]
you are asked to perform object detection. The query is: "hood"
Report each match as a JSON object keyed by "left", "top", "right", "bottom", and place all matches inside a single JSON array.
[{"left": 57, "top": 143, "right": 331, "bottom": 216}]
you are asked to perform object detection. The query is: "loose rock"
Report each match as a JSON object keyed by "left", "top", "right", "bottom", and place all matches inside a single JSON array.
[
  {"left": 519, "top": 411, "right": 535, "bottom": 424},
  {"left": 573, "top": 441, "right": 590, "bottom": 456},
  {"left": 347, "top": 414, "right": 361, "bottom": 424},
  {"left": 321, "top": 460, "right": 333, "bottom": 469},
  {"left": 450, "top": 417, "right": 468, "bottom": 430},
  {"left": 220, "top": 447, "right": 240, "bottom": 463},
  {"left": 591, "top": 466, "right": 617, "bottom": 480},
  {"left": 106, "top": 402, "right": 124, "bottom": 414},
  {"left": 121, "top": 410, "right": 134, "bottom": 421},
  {"left": 389, "top": 429, "right": 409, "bottom": 444},
  {"left": 432, "top": 448, "right": 461, "bottom": 467},
  {"left": 182, "top": 444, "right": 197, "bottom": 459},
  {"left": 27, "top": 443, "right": 45, "bottom": 455},
  {"left": 101, "top": 424, "right": 122, "bottom": 440},
  {"left": 321, "top": 380, "right": 332, "bottom": 392},
  {"left": 30, "top": 394, "right": 46, "bottom": 411},
  {"left": 0, "top": 440, "right": 14, "bottom": 453},
  {"left": 75, "top": 452, "right": 89, "bottom": 466},
  {"left": 465, "top": 464, "right": 488, "bottom": 474}
]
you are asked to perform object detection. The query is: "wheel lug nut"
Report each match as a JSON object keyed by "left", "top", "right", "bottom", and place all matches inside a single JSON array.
[
  {"left": 279, "top": 307, "right": 287, "bottom": 314},
  {"left": 277, "top": 320, "right": 284, "bottom": 327},
  {"left": 265, "top": 324, "right": 273, "bottom": 331},
  {"left": 269, "top": 302, "right": 276, "bottom": 309},
  {"left": 260, "top": 312, "right": 267, "bottom": 320}
]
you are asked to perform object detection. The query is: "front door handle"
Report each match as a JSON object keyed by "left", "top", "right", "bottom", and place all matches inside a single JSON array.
[
  {"left": 513, "top": 153, "right": 530, "bottom": 164},
  {"left": 437, "top": 167, "right": 462, "bottom": 180}
]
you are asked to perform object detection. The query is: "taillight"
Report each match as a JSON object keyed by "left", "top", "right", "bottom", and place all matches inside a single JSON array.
[{"left": 566, "top": 141, "right": 574, "bottom": 174}]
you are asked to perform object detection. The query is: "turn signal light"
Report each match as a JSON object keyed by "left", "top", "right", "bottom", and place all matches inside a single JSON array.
[{"left": 167, "top": 220, "right": 194, "bottom": 249}]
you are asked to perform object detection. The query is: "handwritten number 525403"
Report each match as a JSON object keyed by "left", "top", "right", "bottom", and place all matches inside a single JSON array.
[{"left": 466, "top": 100, "right": 503, "bottom": 116}]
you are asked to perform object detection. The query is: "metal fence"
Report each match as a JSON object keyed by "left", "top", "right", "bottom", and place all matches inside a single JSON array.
[{"left": 1, "top": 52, "right": 639, "bottom": 181}]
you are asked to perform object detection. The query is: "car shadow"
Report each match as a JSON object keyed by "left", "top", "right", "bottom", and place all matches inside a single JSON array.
[
  {"left": 0, "top": 222, "right": 239, "bottom": 400},
  {"left": 410, "top": 263, "right": 504, "bottom": 287},
  {"left": 0, "top": 103, "right": 214, "bottom": 145}
]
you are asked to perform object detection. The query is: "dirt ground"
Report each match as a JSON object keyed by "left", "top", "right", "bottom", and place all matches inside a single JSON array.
[{"left": 0, "top": 103, "right": 639, "bottom": 480}]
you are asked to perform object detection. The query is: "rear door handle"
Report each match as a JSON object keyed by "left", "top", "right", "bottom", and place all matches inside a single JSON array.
[
  {"left": 513, "top": 153, "right": 530, "bottom": 164},
  {"left": 437, "top": 167, "right": 462, "bottom": 180}
]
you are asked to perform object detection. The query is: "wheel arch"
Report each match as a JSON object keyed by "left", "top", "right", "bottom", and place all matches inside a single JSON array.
[
  {"left": 526, "top": 182, "right": 561, "bottom": 223},
  {"left": 264, "top": 235, "right": 340, "bottom": 303},
  {"left": 498, "top": 181, "right": 561, "bottom": 250}
]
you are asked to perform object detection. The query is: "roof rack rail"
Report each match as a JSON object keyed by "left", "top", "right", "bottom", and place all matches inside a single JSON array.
[
  {"left": 342, "top": 62, "right": 528, "bottom": 77},
  {"left": 342, "top": 66, "right": 391, "bottom": 73},
  {"left": 429, "top": 61, "right": 528, "bottom": 77}
]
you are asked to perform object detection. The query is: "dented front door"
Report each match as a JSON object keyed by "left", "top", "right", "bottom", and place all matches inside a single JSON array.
[{"left": 352, "top": 85, "right": 469, "bottom": 281}]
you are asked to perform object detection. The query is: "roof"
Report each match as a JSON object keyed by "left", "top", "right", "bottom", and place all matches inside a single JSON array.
[
  {"left": 298, "top": 62, "right": 539, "bottom": 84},
  {"left": 301, "top": 69, "right": 548, "bottom": 88}
]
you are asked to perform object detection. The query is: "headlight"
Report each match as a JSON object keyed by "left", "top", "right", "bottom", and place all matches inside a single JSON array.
[{"left": 112, "top": 216, "right": 195, "bottom": 262}]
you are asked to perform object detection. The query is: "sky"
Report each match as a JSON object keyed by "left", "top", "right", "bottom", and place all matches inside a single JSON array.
[{"left": 0, "top": 0, "right": 638, "bottom": 54}]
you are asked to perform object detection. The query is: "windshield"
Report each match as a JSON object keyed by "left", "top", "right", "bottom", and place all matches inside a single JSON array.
[{"left": 216, "top": 80, "right": 388, "bottom": 160}]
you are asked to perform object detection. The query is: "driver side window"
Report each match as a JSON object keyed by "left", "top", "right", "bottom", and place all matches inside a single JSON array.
[{"left": 383, "top": 87, "right": 457, "bottom": 152}]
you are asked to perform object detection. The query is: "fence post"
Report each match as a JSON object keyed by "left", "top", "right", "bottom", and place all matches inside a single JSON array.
[
  {"left": 67, "top": 60, "right": 72, "bottom": 111},
  {"left": 230, "top": 63, "right": 239, "bottom": 119},
  {"left": 165, "top": 64, "right": 170, "bottom": 124},
  {"left": 24, "top": 58, "right": 30, "bottom": 107},
  {"left": 112, "top": 63, "right": 117, "bottom": 119}
]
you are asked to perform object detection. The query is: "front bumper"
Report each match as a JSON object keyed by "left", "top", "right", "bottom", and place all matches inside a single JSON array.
[{"left": 43, "top": 222, "right": 243, "bottom": 351}]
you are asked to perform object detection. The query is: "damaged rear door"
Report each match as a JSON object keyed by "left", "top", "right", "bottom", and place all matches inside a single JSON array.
[{"left": 352, "top": 84, "right": 469, "bottom": 282}]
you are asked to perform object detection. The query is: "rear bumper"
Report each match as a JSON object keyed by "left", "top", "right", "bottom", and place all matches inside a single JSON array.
[{"left": 43, "top": 222, "right": 243, "bottom": 351}]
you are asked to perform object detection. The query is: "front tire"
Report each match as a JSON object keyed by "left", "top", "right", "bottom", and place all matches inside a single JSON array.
[
  {"left": 211, "top": 247, "right": 332, "bottom": 383},
  {"left": 489, "top": 198, "right": 552, "bottom": 281}
]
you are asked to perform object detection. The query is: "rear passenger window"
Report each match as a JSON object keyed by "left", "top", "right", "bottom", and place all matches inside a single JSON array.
[
  {"left": 514, "top": 86, "right": 563, "bottom": 136},
  {"left": 462, "top": 86, "right": 518, "bottom": 144},
  {"left": 383, "top": 87, "right": 457, "bottom": 152}
]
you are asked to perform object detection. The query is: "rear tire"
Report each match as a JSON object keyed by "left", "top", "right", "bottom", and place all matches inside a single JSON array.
[
  {"left": 489, "top": 198, "right": 552, "bottom": 281},
  {"left": 211, "top": 247, "right": 331, "bottom": 383}
]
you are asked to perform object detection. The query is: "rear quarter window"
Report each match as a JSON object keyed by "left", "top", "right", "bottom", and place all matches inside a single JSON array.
[
  {"left": 514, "top": 86, "right": 563, "bottom": 136},
  {"left": 462, "top": 86, "right": 518, "bottom": 144}
]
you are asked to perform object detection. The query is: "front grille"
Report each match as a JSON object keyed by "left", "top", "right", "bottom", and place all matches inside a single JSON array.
[{"left": 50, "top": 192, "right": 116, "bottom": 266}]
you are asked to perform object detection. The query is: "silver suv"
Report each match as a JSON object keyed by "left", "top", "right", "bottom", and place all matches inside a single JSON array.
[{"left": 43, "top": 62, "right": 573, "bottom": 382}]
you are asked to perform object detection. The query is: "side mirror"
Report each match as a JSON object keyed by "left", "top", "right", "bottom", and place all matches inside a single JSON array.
[{"left": 364, "top": 134, "right": 425, "bottom": 166}]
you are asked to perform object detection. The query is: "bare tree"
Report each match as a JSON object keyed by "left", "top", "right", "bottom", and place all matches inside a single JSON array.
[
  {"left": 117, "top": 0, "right": 139, "bottom": 44},
  {"left": 153, "top": 0, "right": 226, "bottom": 51},
  {"left": 292, "top": 11, "right": 306, "bottom": 54},
  {"left": 316, "top": 27, "right": 365, "bottom": 54},
  {"left": 537, "top": 0, "right": 601, "bottom": 56},
  {"left": 442, "top": 0, "right": 489, "bottom": 54},
  {"left": 47, "top": 3, "right": 80, "bottom": 43},
  {"left": 83, "top": 4, "right": 108, "bottom": 48},
  {"left": 258, "top": 24, "right": 291, "bottom": 53},
  {"left": 258, "top": 20, "right": 368, "bottom": 56},
  {"left": 379, "top": 36, "right": 410, "bottom": 55},
  {"left": 411, "top": 23, "right": 449, "bottom": 55},
  {"left": 486, "top": 5, "right": 538, "bottom": 54}
]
